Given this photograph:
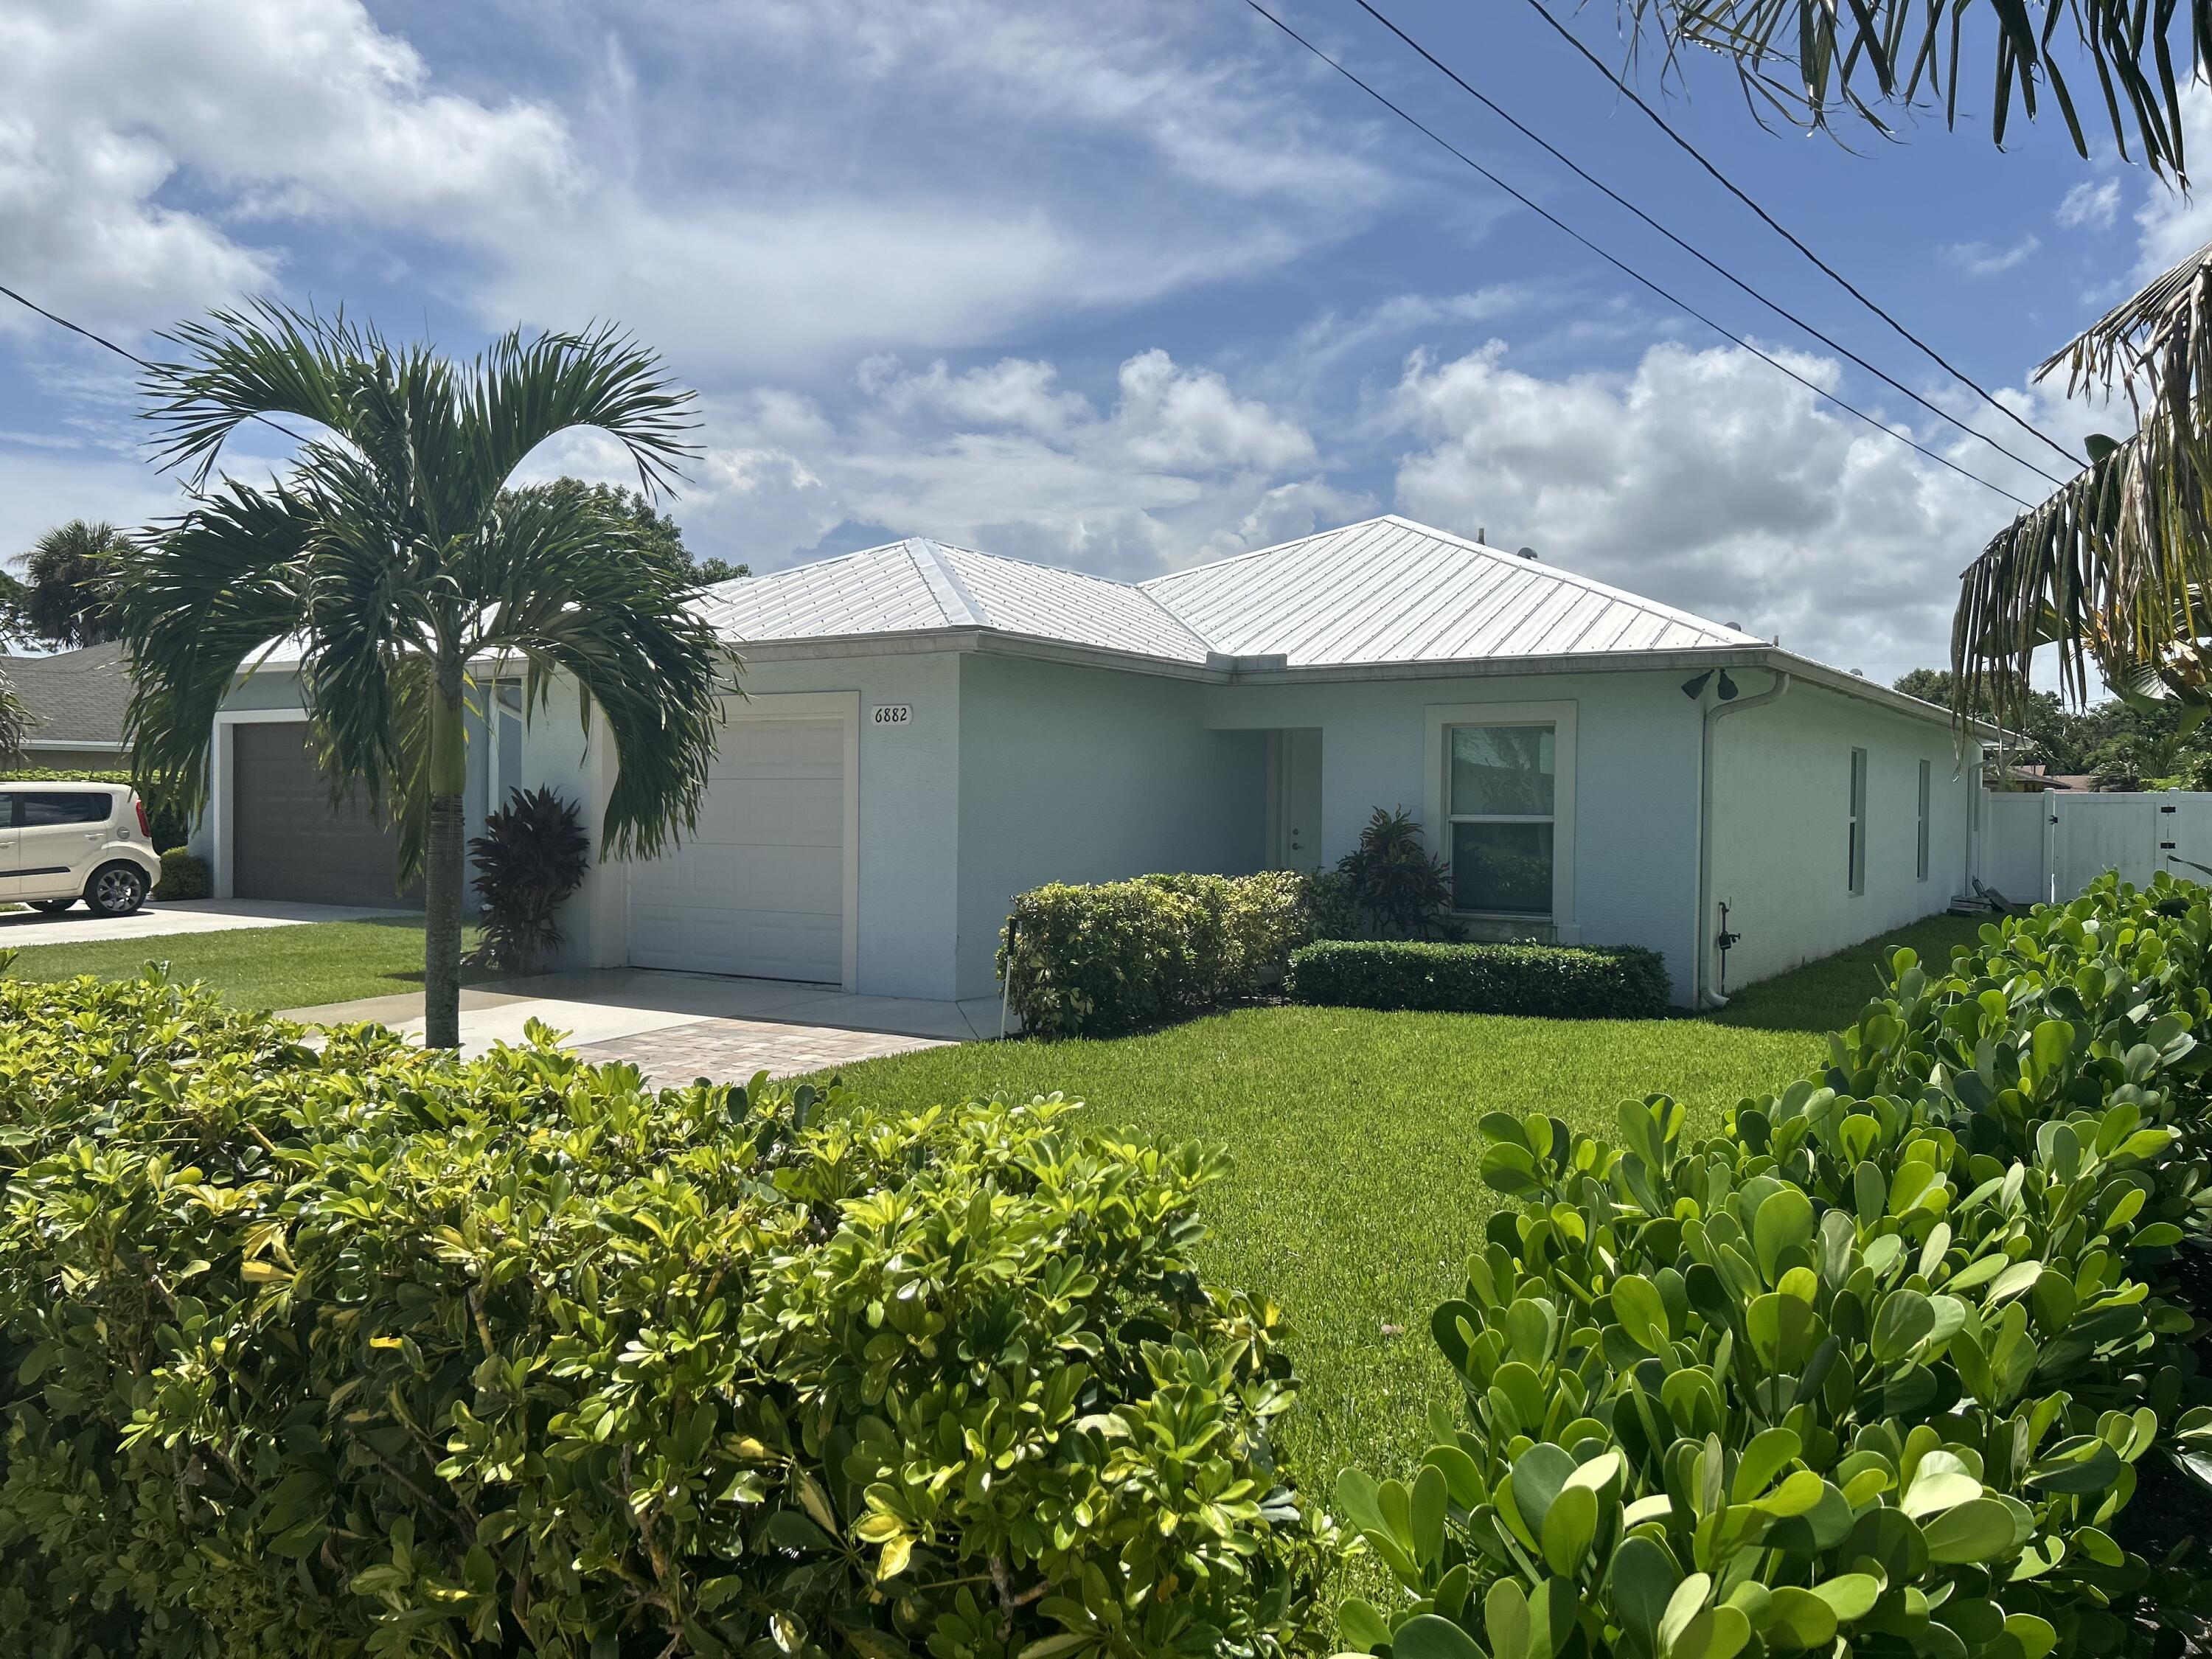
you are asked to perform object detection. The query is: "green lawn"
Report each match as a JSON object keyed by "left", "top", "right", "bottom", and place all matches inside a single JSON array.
[
  {"left": 0, "top": 914, "right": 481, "bottom": 1012},
  {"left": 832, "top": 911, "right": 1989, "bottom": 1518}
]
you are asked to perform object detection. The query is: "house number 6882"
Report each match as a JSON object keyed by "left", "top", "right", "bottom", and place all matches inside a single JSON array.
[{"left": 872, "top": 704, "right": 912, "bottom": 726}]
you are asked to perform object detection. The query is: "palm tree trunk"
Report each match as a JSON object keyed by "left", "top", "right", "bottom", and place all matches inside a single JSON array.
[{"left": 423, "top": 672, "right": 468, "bottom": 1049}]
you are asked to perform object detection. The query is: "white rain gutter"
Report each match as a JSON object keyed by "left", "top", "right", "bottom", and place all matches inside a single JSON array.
[{"left": 1694, "top": 669, "right": 1792, "bottom": 1009}]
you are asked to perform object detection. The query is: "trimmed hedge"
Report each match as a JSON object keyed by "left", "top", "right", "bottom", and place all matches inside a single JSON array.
[
  {"left": 0, "top": 973, "right": 1329, "bottom": 1655},
  {"left": 1286, "top": 937, "right": 1673, "bottom": 1019},
  {"left": 153, "top": 844, "right": 211, "bottom": 900},
  {"left": 999, "top": 869, "right": 1322, "bottom": 1037},
  {"left": 0, "top": 765, "right": 189, "bottom": 848},
  {"left": 1335, "top": 870, "right": 2212, "bottom": 1659}
]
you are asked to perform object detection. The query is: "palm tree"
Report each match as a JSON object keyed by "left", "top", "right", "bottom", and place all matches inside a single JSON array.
[
  {"left": 117, "top": 302, "right": 731, "bottom": 1048},
  {"left": 19, "top": 519, "right": 130, "bottom": 648}
]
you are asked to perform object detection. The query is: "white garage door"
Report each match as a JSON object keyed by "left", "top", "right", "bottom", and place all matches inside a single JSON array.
[{"left": 628, "top": 716, "right": 846, "bottom": 983}]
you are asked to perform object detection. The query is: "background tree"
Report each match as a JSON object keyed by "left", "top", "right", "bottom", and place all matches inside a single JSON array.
[
  {"left": 505, "top": 479, "right": 750, "bottom": 586},
  {"left": 119, "top": 302, "right": 730, "bottom": 1047},
  {"left": 15, "top": 519, "right": 128, "bottom": 648}
]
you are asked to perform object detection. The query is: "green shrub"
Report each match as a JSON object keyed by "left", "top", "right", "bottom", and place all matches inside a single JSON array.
[
  {"left": 466, "top": 785, "right": 590, "bottom": 972},
  {"left": 1335, "top": 806, "right": 1461, "bottom": 939},
  {"left": 1287, "top": 939, "right": 1673, "bottom": 1019},
  {"left": 0, "top": 973, "right": 1328, "bottom": 1656},
  {"left": 998, "top": 869, "right": 1321, "bottom": 1037},
  {"left": 1333, "top": 872, "right": 2212, "bottom": 1659},
  {"left": 0, "top": 765, "right": 190, "bottom": 848},
  {"left": 154, "top": 844, "right": 211, "bottom": 899}
]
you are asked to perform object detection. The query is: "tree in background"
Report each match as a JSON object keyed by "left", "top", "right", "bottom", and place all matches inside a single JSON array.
[
  {"left": 13, "top": 520, "right": 128, "bottom": 649},
  {"left": 1896, "top": 668, "right": 2211, "bottom": 787},
  {"left": 505, "top": 479, "right": 750, "bottom": 586},
  {"left": 119, "top": 302, "right": 731, "bottom": 1048}
]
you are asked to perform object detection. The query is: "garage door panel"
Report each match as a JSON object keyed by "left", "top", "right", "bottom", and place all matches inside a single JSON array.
[
  {"left": 628, "top": 714, "right": 847, "bottom": 984},
  {"left": 232, "top": 722, "right": 416, "bottom": 907}
]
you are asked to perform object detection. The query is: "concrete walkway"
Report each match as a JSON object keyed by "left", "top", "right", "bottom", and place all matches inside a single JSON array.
[
  {"left": 286, "top": 967, "right": 1008, "bottom": 1085},
  {"left": 0, "top": 897, "right": 408, "bottom": 948}
]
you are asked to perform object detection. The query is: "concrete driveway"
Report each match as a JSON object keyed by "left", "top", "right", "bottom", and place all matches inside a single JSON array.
[
  {"left": 0, "top": 897, "right": 408, "bottom": 948},
  {"left": 287, "top": 968, "right": 1007, "bottom": 1085}
]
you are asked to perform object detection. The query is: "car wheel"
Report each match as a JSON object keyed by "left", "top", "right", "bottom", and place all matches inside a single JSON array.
[
  {"left": 86, "top": 863, "right": 149, "bottom": 918},
  {"left": 29, "top": 898, "right": 76, "bottom": 914}
]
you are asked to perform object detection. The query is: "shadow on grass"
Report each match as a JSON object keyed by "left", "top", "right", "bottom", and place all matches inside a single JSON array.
[{"left": 1700, "top": 911, "right": 1993, "bottom": 1034}]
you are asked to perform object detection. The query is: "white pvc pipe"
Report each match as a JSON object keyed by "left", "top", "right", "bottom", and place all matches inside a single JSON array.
[{"left": 1694, "top": 671, "right": 1792, "bottom": 1009}]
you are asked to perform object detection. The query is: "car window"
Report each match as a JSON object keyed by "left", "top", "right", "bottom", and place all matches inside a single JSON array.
[{"left": 15, "top": 791, "right": 115, "bottom": 827}]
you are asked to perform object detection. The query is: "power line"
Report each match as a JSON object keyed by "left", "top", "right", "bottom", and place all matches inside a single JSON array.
[
  {"left": 1241, "top": 1, "right": 2037, "bottom": 508},
  {"left": 1513, "top": 0, "right": 2090, "bottom": 475},
  {"left": 0, "top": 279, "right": 316, "bottom": 451},
  {"left": 1340, "top": 0, "right": 2073, "bottom": 490}
]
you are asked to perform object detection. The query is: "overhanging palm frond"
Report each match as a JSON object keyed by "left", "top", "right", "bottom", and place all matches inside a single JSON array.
[
  {"left": 1953, "top": 238, "right": 2212, "bottom": 723},
  {"left": 1627, "top": 1, "right": 2204, "bottom": 175},
  {"left": 0, "top": 659, "right": 28, "bottom": 762},
  {"left": 112, "top": 484, "right": 316, "bottom": 812},
  {"left": 459, "top": 490, "right": 734, "bottom": 860}
]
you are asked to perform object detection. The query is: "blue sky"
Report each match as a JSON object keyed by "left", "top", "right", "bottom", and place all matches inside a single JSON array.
[{"left": 1, "top": 0, "right": 2200, "bottom": 679}]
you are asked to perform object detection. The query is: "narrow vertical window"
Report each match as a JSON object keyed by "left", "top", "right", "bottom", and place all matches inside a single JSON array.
[
  {"left": 1447, "top": 723, "right": 1555, "bottom": 915},
  {"left": 1848, "top": 748, "right": 1868, "bottom": 894},
  {"left": 1916, "top": 758, "right": 1932, "bottom": 881}
]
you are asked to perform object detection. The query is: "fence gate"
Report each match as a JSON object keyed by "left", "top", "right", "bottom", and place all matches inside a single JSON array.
[{"left": 1980, "top": 789, "right": 2212, "bottom": 902}]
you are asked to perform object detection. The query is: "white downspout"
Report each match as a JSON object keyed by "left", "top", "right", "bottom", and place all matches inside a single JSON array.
[{"left": 1695, "top": 670, "right": 1792, "bottom": 1009}]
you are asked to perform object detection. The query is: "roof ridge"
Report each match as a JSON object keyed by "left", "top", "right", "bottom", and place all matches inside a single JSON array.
[{"left": 907, "top": 540, "right": 987, "bottom": 627}]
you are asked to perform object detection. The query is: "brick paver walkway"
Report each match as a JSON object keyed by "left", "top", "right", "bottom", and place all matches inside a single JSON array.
[{"left": 573, "top": 1015, "right": 950, "bottom": 1086}]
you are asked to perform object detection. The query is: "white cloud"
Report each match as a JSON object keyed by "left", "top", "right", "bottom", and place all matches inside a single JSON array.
[
  {"left": 1942, "top": 236, "right": 2041, "bottom": 278},
  {"left": 1385, "top": 338, "right": 2039, "bottom": 678},
  {"left": 0, "top": 0, "right": 1399, "bottom": 372},
  {"left": 613, "top": 347, "right": 1351, "bottom": 582},
  {"left": 0, "top": 0, "right": 570, "bottom": 335},
  {"left": 2056, "top": 178, "right": 2121, "bottom": 232}
]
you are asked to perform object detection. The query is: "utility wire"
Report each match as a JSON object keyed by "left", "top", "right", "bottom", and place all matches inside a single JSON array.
[
  {"left": 1341, "top": 0, "right": 2073, "bottom": 490},
  {"left": 1242, "top": 0, "right": 2037, "bottom": 508},
  {"left": 0, "top": 278, "right": 316, "bottom": 451},
  {"left": 1512, "top": 0, "right": 2090, "bottom": 473}
]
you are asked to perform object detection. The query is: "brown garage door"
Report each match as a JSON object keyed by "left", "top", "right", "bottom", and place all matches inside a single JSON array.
[{"left": 232, "top": 722, "right": 417, "bottom": 906}]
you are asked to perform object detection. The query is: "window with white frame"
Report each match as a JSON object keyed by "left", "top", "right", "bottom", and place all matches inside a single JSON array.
[
  {"left": 1847, "top": 748, "right": 1869, "bottom": 895},
  {"left": 1446, "top": 723, "right": 1557, "bottom": 915},
  {"left": 1916, "top": 758, "right": 1932, "bottom": 881}
]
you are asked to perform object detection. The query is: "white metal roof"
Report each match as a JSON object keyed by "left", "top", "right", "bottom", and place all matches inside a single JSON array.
[
  {"left": 695, "top": 516, "right": 1764, "bottom": 670},
  {"left": 697, "top": 537, "right": 1214, "bottom": 663},
  {"left": 1141, "top": 516, "right": 1764, "bottom": 666}
]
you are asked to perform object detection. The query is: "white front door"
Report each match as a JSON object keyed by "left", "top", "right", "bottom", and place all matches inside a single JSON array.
[{"left": 628, "top": 715, "right": 848, "bottom": 983}]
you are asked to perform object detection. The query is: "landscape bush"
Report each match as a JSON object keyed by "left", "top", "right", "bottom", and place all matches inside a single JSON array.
[
  {"left": 998, "top": 869, "right": 1323, "bottom": 1037},
  {"left": 0, "top": 765, "right": 189, "bottom": 848},
  {"left": 1335, "top": 871, "right": 2212, "bottom": 1659},
  {"left": 0, "top": 971, "right": 1328, "bottom": 1657},
  {"left": 467, "top": 784, "right": 591, "bottom": 972},
  {"left": 1286, "top": 938, "right": 1673, "bottom": 1020},
  {"left": 1334, "top": 807, "right": 1461, "bottom": 939},
  {"left": 154, "top": 844, "right": 211, "bottom": 899}
]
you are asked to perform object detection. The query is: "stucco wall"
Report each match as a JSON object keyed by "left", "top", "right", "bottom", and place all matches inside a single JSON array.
[
  {"left": 1203, "top": 669, "right": 1708, "bottom": 1001},
  {"left": 954, "top": 654, "right": 1265, "bottom": 1000},
  {"left": 15, "top": 746, "right": 127, "bottom": 774},
  {"left": 1705, "top": 679, "right": 1969, "bottom": 988},
  {"left": 525, "top": 650, "right": 965, "bottom": 998}
]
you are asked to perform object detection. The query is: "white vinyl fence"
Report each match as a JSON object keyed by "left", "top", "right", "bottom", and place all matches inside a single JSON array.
[{"left": 1980, "top": 789, "right": 2212, "bottom": 904}]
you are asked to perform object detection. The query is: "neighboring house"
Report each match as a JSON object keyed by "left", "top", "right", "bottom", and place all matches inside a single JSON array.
[
  {"left": 191, "top": 515, "right": 1985, "bottom": 1006},
  {"left": 2, "top": 641, "right": 132, "bottom": 772}
]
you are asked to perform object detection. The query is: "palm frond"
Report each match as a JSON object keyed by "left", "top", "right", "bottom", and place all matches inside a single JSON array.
[
  {"left": 0, "top": 659, "right": 28, "bottom": 762},
  {"left": 461, "top": 491, "right": 735, "bottom": 859},
  {"left": 1628, "top": 1, "right": 2204, "bottom": 175},
  {"left": 112, "top": 484, "right": 316, "bottom": 815},
  {"left": 1954, "top": 237, "right": 2212, "bottom": 720}
]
